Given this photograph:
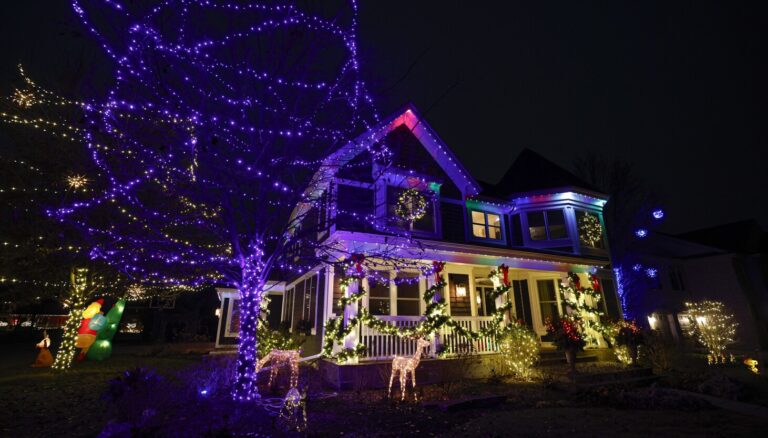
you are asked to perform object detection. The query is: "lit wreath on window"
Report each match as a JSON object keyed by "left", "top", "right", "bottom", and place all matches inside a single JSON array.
[
  {"left": 578, "top": 213, "right": 602, "bottom": 247},
  {"left": 395, "top": 188, "right": 427, "bottom": 223}
]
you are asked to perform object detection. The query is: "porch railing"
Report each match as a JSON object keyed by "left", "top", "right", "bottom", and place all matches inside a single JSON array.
[{"left": 358, "top": 315, "right": 499, "bottom": 361}]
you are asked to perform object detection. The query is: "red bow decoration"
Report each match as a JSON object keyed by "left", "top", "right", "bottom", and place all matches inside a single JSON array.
[
  {"left": 590, "top": 274, "right": 601, "bottom": 291},
  {"left": 350, "top": 253, "right": 365, "bottom": 275},
  {"left": 432, "top": 261, "right": 445, "bottom": 283},
  {"left": 499, "top": 264, "right": 510, "bottom": 287}
]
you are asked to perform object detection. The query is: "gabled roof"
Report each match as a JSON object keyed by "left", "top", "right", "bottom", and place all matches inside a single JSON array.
[
  {"left": 485, "top": 148, "right": 603, "bottom": 199},
  {"left": 676, "top": 219, "right": 767, "bottom": 254},
  {"left": 311, "top": 103, "right": 482, "bottom": 197}
]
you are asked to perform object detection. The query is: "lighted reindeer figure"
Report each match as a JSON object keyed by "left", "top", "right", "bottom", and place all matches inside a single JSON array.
[
  {"left": 256, "top": 349, "right": 300, "bottom": 389},
  {"left": 388, "top": 338, "right": 430, "bottom": 400}
]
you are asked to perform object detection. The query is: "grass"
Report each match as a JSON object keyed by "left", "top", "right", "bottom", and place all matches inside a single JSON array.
[
  {"left": 0, "top": 345, "right": 201, "bottom": 437},
  {"left": 1, "top": 343, "right": 767, "bottom": 437}
]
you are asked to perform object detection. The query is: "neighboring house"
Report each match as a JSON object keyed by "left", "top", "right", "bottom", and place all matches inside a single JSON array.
[
  {"left": 630, "top": 220, "right": 768, "bottom": 358},
  {"left": 215, "top": 104, "right": 623, "bottom": 359}
]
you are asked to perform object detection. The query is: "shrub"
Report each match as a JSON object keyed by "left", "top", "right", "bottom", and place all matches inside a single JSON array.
[
  {"left": 257, "top": 321, "right": 305, "bottom": 358},
  {"left": 638, "top": 329, "right": 678, "bottom": 372},
  {"left": 545, "top": 317, "right": 586, "bottom": 351},
  {"left": 609, "top": 320, "right": 644, "bottom": 365},
  {"left": 498, "top": 322, "right": 540, "bottom": 379}
]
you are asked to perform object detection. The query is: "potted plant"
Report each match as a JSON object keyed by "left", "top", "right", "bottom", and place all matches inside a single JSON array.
[
  {"left": 545, "top": 317, "right": 586, "bottom": 374},
  {"left": 613, "top": 320, "right": 644, "bottom": 365}
]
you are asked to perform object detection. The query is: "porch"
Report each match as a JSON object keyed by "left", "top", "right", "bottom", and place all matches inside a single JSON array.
[{"left": 357, "top": 315, "right": 500, "bottom": 361}]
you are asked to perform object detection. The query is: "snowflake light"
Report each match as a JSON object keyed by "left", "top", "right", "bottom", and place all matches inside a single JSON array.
[
  {"left": 652, "top": 209, "right": 665, "bottom": 219},
  {"left": 66, "top": 174, "right": 88, "bottom": 189}
]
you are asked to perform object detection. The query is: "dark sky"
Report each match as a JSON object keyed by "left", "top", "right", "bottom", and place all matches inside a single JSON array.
[{"left": 1, "top": 1, "right": 766, "bottom": 233}]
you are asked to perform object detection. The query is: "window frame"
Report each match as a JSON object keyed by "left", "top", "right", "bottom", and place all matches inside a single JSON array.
[
  {"left": 467, "top": 208, "right": 507, "bottom": 245},
  {"left": 394, "top": 272, "right": 422, "bottom": 316},
  {"left": 526, "top": 209, "right": 569, "bottom": 242},
  {"left": 534, "top": 278, "right": 563, "bottom": 327}
]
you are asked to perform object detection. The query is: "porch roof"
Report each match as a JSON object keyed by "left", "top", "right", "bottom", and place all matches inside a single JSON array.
[{"left": 328, "top": 230, "right": 609, "bottom": 273}]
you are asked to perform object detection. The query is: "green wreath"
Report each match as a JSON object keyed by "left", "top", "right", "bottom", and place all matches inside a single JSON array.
[
  {"left": 395, "top": 188, "right": 427, "bottom": 223},
  {"left": 578, "top": 213, "right": 602, "bottom": 247}
]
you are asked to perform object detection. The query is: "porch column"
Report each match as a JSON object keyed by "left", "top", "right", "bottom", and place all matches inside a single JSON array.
[
  {"left": 342, "top": 279, "right": 360, "bottom": 363},
  {"left": 491, "top": 276, "right": 510, "bottom": 326},
  {"left": 426, "top": 274, "right": 441, "bottom": 358}
]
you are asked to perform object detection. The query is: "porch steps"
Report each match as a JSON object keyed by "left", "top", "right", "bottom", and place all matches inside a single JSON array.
[
  {"left": 538, "top": 349, "right": 599, "bottom": 366},
  {"left": 570, "top": 366, "right": 655, "bottom": 386}
]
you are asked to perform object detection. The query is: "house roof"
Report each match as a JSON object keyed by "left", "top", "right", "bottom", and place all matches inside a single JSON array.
[
  {"left": 484, "top": 148, "right": 603, "bottom": 199},
  {"left": 676, "top": 219, "right": 768, "bottom": 254}
]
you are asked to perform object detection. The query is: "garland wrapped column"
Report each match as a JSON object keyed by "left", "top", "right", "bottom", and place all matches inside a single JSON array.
[
  {"left": 491, "top": 264, "right": 511, "bottom": 326},
  {"left": 342, "top": 278, "right": 361, "bottom": 363},
  {"left": 428, "top": 261, "right": 445, "bottom": 357}
]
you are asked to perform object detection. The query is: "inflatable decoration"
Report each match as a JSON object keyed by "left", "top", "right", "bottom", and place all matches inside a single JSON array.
[
  {"left": 88, "top": 313, "right": 107, "bottom": 331},
  {"left": 86, "top": 300, "right": 125, "bottom": 361},
  {"left": 75, "top": 299, "right": 103, "bottom": 356}
]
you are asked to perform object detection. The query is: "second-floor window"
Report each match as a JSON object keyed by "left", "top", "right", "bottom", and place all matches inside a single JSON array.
[
  {"left": 386, "top": 186, "right": 435, "bottom": 233},
  {"left": 527, "top": 210, "right": 568, "bottom": 241},
  {"left": 470, "top": 210, "right": 503, "bottom": 240}
]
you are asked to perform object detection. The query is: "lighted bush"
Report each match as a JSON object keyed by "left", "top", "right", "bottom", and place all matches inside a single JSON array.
[
  {"left": 498, "top": 322, "right": 540, "bottom": 378},
  {"left": 684, "top": 300, "right": 738, "bottom": 362},
  {"left": 609, "top": 320, "right": 643, "bottom": 365}
]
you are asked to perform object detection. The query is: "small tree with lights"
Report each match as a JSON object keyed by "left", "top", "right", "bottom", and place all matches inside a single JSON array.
[{"left": 684, "top": 300, "right": 738, "bottom": 364}]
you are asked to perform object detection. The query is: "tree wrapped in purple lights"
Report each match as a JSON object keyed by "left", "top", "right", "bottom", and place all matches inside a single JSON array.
[{"left": 1, "top": 0, "right": 402, "bottom": 400}]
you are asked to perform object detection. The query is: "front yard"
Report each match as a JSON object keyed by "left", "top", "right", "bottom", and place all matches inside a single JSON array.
[{"left": 1, "top": 342, "right": 766, "bottom": 437}]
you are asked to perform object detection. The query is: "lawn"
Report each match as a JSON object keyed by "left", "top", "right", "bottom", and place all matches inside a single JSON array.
[{"left": 1, "top": 342, "right": 766, "bottom": 437}]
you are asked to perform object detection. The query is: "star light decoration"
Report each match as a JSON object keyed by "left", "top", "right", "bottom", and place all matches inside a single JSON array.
[
  {"left": 12, "top": 89, "right": 37, "bottom": 108},
  {"left": 124, "top": 284, "right": 145, "bottom": 301},
  {"left": 66, "top": 174, "right": 89, "bottom": 190}
]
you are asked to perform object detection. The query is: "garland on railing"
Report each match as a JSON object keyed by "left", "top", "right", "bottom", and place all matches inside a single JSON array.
[{"left": 322, "top": 261, "right": 513, "bottom": 362}]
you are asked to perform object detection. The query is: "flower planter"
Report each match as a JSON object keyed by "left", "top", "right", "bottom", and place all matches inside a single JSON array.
[{"left": 564, "top": 348, "right": 577, "bottom": 374}]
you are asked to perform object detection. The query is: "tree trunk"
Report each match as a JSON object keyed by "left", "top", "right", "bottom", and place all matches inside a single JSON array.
[
  {"left": 232, "top": 250, "right": 266, "bottom": 401},
  {"left": 233, "top": 283, "right": 263, "bottom": 400}
]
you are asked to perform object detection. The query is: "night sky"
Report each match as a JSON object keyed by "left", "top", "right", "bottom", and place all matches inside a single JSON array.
[{"left": 1, "top": 1, "right": 765, "bottom": 233}]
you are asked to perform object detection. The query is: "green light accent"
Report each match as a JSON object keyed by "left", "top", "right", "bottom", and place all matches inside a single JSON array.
[{"left": 428, "top": 182, "right": 441, "bottom": 193}]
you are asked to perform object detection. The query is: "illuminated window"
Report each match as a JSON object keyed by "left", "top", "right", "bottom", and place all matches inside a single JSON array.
[
  {"left": 470, "top": 210, "right": 503, "bottom": 240},
  {"left": 527, "top": 210, "right": 568, "bottom": 241}
]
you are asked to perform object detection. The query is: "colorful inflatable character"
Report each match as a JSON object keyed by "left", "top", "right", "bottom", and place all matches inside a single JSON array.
[
  {"left": 75, "top": 299, "right": 104, "bottom": 360},
  {"left": 86, "top": 300, "right": 125, "bottom": 361}
]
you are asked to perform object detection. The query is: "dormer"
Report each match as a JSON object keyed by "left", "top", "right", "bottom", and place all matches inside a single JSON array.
[{"left": 491, "top": 149, "right": 609, "bottom": 257}]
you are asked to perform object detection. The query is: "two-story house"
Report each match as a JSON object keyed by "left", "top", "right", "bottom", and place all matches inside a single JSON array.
[{"left": 215, "top": 104, "right": 623, "bottom": 361}]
